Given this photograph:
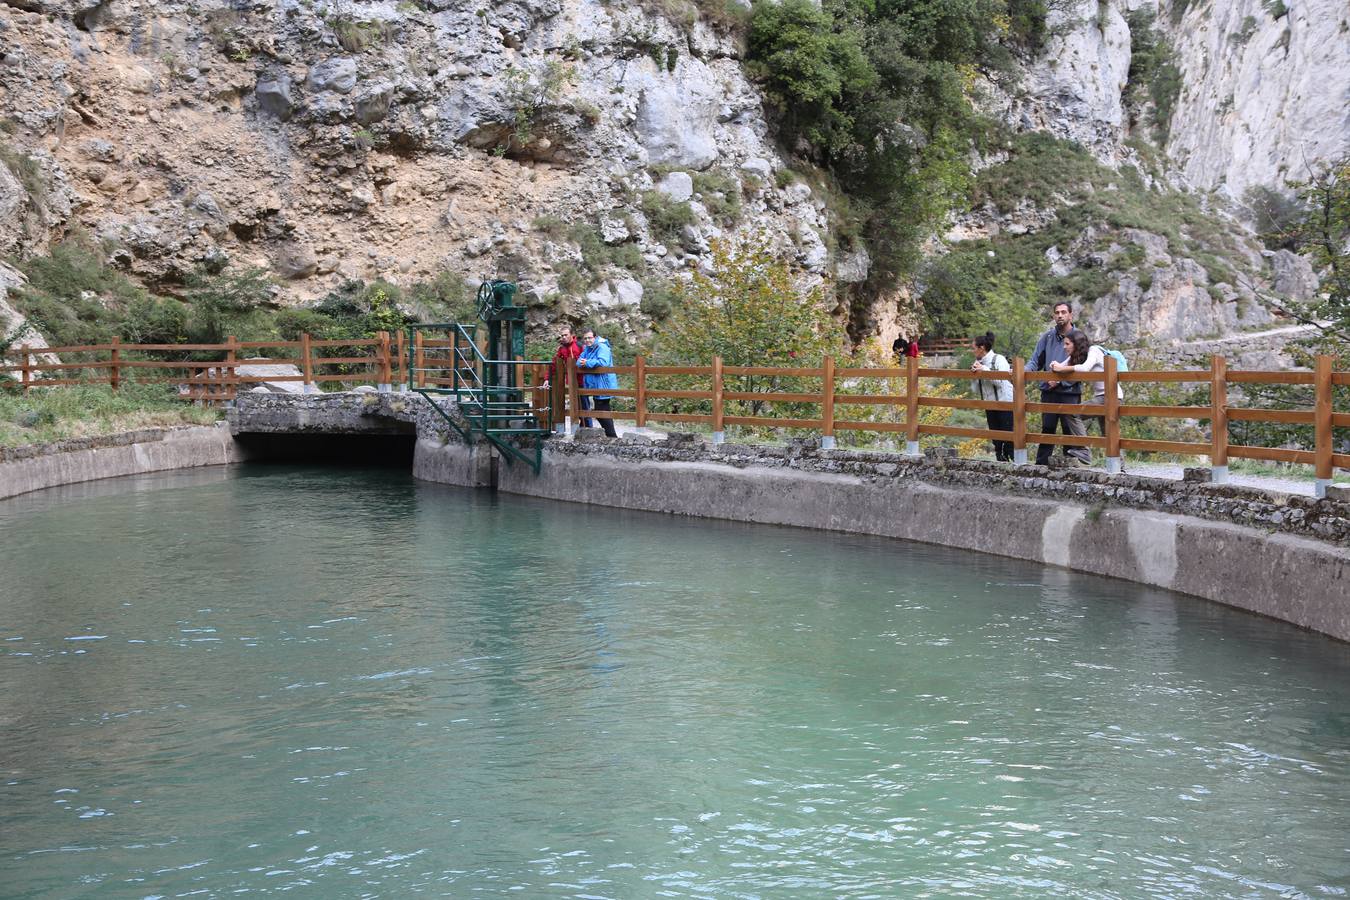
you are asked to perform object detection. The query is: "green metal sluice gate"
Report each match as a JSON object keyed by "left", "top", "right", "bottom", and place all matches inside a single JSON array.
[{"left": 409, "top": 280, "right": 553, "bottom": 474}]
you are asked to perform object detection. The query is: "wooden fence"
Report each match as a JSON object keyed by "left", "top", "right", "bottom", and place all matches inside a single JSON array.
[
  {"left": 559, "top": 353, "right": 1349, "bottom": 486},
  {"left": 3, "top": 337, "right": 1346, "bottom": 485},
  {"left": 1, "top": 332, "right": 405, "bottom": 401}
]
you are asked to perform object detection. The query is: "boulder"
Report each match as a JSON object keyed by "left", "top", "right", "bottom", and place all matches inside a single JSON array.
[
  {"left": 272, "top": 243, "right": 317, "bottom": 280},
  {"left": 255, "top": 76, "right": 293, "bottom": 120},
  {"left": 234, "top": 361, "right": 307, "bottom": 394},
  {"left": 740, "top": 157, "right": 773, "bottom": 179},
  {"left": 632, "top": 70, "right": 719, "bottom": 169},
  {"left": 306, "top": 58, "right": 358, "bottom": 95},
  {"left": 656, "top": 171, "right": 693, "bottom": 202},
  {"left": 355, "top": 82, "right": 394, "bottom": 125}
]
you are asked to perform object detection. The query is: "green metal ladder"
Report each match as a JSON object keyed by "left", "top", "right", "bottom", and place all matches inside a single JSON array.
[{"left": 408, "top": 323, "right": 552, "bottom": 474}]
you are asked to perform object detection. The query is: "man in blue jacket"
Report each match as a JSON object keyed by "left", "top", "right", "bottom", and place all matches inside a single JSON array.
[
  {"left": 1026, "top": 301, "right": 1089, "bottom": 466},
  {"left": 577, "top": 328, "right": 619, "bottom": 437}
]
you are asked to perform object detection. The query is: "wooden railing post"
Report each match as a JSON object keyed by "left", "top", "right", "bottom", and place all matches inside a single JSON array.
[
  {"left": 551, "top": 367, "right": 565, "bottom": 433},
  {"left": 394, "top": 329, "right": 406, "bottom": 390},
  {"left": 109, "top": 336, "right": 121, "bottom": 391},
  {"left": 1104, "top": 352, "right": 1120, "bottom": 474},
  {"left": 1210, "top": 354, "right": 1228, "bottom": 482},
  {"left": 19, "top": 344, "right": 30, "bottom": 394},
  {"left": 821, "top": 354, "right": 836, "bottom": 450},
  {"left": 377, "top": 330, "right": 392, "bottom": 391},
  {"left": 711, "top": 355, "right": 725, "bottom": 443},
  {"left": 413, "top": 330, "right": 425, "bottom": 389},
  {"left": 1314, "top": 354, "right": 1333, "bottom": 498},
  {"left": 300, "top": 332, "right": 315, "bottom": 393},
  {"left": 905, "top": 354, "right": 920, "bottom": 455},
  {"left": 1012, "top": 357, "right": 1027, "bottom": 464},
  {"left": 225, "top": 335, "right": 238, "bottom": 404},
  {"left": 635, "top": 355, "right": 647, "bottom": 429},
  {"left": 567, "top": 354, "right": 581, "bottom": 433}
]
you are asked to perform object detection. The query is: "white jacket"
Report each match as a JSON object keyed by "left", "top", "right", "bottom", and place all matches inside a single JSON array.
[
  {"left": 1059, "top": 345, "right": 1124, "bottom": 403},
  {"left": 972, "top": 352, "right": 1013, "bottom": 403}
]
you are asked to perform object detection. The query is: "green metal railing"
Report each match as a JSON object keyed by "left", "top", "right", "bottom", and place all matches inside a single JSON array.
[{"left": 406, "top": 323, "right": 553, "bottom": 473}]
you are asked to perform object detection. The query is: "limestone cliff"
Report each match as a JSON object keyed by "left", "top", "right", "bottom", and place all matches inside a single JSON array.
[
  {"left": 0, "top": 0, "right": 1346, "bottom": 355},
  {"left": 0, "top": 0, "right": 826, "bottom": 334},
  {"left": 1162, "top": 0, "right": 1350, "bottom": 199}
]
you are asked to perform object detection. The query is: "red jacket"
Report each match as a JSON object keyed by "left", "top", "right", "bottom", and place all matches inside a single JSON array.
[{"left": 546, "top": 338, "right": 582, "bottom": 383}]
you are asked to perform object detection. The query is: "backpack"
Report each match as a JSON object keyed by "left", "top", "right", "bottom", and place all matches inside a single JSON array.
[{"left": 1103, "top": 348, "right": 1129, "bottom": 373}]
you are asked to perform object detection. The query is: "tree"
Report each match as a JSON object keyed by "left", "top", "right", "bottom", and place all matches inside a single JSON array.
[
  {"left": 1240, "top": 156, "right": 1350, "bottom": 352},
  {"left": 1289, "top": 158, "right": 1350, "bottom": 337},
  {"left": 652, "top": 238, "right": 847, "bottom": 417}
]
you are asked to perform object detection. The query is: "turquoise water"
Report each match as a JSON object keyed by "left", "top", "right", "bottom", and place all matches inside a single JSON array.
[{"left": 1, "top": 465, "right": 1348, "bottom": 898}]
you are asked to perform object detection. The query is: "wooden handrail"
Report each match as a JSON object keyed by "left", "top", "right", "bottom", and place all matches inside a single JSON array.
[{"left": 5, "top": 339, "right": 1345, "bottom": 482}]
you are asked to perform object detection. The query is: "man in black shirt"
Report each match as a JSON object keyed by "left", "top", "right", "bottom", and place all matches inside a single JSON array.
[{"left": 1026, "top": 302, "right": 1090, "bottom": 466}]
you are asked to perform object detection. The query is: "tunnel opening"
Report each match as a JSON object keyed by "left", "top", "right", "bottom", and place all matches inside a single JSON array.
[{"left": 232, "top": 432, "right": 416, "bottom": 468}]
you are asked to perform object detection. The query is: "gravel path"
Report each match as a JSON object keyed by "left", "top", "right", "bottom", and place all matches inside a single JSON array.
[{"left": 1102, "top": 461, "right": 1320, "bottom": 496}]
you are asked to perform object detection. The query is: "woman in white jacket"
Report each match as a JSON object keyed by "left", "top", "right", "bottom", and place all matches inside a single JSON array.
[
  {"left": 1051, "top": 329, "right": 1124, "bottom": 434},
  {"left": 970, "top": 332, "right": 1014, "bottom": 461}
]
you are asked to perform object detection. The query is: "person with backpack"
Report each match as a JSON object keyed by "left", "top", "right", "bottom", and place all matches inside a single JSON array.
[
  {"left": 970, "top": 331, "right": 1014, "bottom": 461},
  {"left": 1051, "top": 331, "right": 1125, "bottom": 436},
  {"left": 1027, "top": 301, "right": 1090, "bottom": 466}
]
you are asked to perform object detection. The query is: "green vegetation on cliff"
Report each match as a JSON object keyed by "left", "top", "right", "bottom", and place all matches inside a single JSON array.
[
  {"left": 7, "top": 239, "right": 475, "bottom": 351},
  {"left": 745, "top": 0, "right": 1046, "bottom": 307},
  {"left": 922, "top": 133, "right": 1257, "bottom": 342}
]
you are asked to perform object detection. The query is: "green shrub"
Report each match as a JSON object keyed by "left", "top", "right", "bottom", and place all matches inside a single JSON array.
[
  {"left": 13, "top": 240, "right": 147, "bottom": 346},
  {"left": 639, "top": 276, "right": 679, "bottom": 320},
  {"left": 0, "top": 140, "right": 47, "bottom": 210},
  {"left": 183, "top": 266, "right": 276, "bottom": 343},
  {"left": 692, "top": 170, "right": 743, "bottom": 225},
  {"left": 641, "top": 191, "right": 696, "bottom": 242},
  {"left": 1124, "top": 9, "right": 1182, "bottom": 143},
  {"left": 329, "top": 16, "right": 396, "bottom": 52}
]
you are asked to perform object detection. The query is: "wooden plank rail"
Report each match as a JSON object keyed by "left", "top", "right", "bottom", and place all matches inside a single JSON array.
[{"left": 4, "top": 339, "right": 1347, "bottom": 489}]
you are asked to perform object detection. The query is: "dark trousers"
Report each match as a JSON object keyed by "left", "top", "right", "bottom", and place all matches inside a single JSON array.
[
  {"left": 591, "top": 398, "right": 617, "bottom": 437},
  {"left": 1035, "top": 391, "right": 1089, "bottom": 465},
  {"left": 985, "top": 409, "right": 1014, "bottom": 461}
]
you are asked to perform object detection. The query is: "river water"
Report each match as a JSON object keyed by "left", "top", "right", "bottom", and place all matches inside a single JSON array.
[{"left": 1, "top": 465, "right": 1348, "bottom": 897}]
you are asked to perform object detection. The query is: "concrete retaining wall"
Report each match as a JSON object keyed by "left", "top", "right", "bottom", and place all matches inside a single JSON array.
[{"left": 0, "top": 425, "right": 243, "bottom": 501}]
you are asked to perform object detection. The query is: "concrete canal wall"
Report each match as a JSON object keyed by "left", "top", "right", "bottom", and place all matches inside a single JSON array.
[{"left": 0, "top": 424, "right": 241, "bottom": 501}]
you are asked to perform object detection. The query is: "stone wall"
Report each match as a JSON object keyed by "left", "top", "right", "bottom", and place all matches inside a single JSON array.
[{"left": 526, "top": 432, "right": 1350, "bottom": 545}]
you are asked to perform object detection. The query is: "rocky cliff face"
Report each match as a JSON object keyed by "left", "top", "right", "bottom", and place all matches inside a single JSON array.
[
  {"left": 1162, "top": 0, "right": 1350, "bottom": 199},
  {"left": 0, "top": 0, "right": 1346, "bottom": 352},
  {"left": 0, "top": 0, "right": 830, "bottom": 334}
]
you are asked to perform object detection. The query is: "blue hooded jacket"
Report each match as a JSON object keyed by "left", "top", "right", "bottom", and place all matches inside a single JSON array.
[{"left": 577, "top": 336, "right": 619, "bottom": 399}]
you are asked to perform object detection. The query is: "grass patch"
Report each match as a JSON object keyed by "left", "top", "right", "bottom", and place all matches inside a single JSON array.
[
  {"left": 0, "top": 384, "right": 221, "bottom": 448},
  {"left": 641, "top": 191, "right": 696, "bottom": 242},
  {"left": 692, "top": 170, "right": 743, "bottom": 226},
  {"left": 328, "top": 15, "right": 396, "bottom": 52}
]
